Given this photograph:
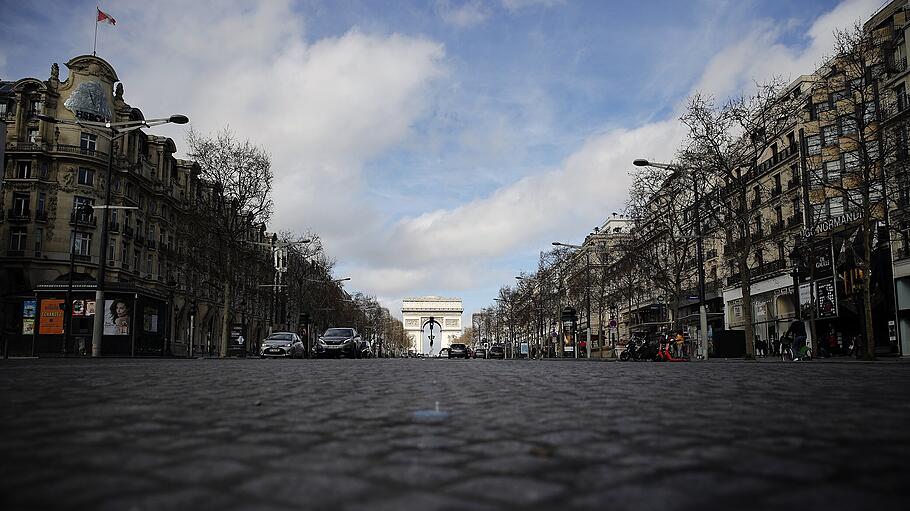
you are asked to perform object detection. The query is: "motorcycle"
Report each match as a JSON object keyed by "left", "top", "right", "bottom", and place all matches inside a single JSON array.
[{"left": 653, "top": 337, "right": 688, "bottom": 362}]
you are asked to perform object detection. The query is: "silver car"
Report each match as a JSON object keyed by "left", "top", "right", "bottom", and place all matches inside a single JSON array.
[{"left": 259, "top": 332, "right": 305, "bottom": 358}]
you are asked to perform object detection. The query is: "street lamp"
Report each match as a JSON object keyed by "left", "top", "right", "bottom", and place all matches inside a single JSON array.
[
  {"left": 553, "top": 241, "right": 591, "bottom": 359},
  {"left": 634, "top": 158, "right": 708, "bottom": 360},
  {"left": 39, "top": 112, "right": 189, "bottom": 357}
]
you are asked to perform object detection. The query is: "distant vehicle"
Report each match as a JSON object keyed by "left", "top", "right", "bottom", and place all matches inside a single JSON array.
[
  {"left": 259, "top": 332, "right": 305, "bottom": 358},
  {"left": 473, "top": 347, "right": 487, "bottom": 359},
  {"left": 489, "top": 345, "right": 505, "bottom": 359},
  {"left": 407, "top": 349, "right": 417, "bottom": 358},
  {"left": 437, "top": 347, "right": 450, "bottom": 358},
  {"left": 315, "top": 327, "right": 362, "bottom": 358},
  {"left": 448, "top": 343, "right": 469, "bottom": 359}
]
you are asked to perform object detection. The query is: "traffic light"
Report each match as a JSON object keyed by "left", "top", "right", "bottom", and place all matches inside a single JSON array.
[{"left": 189, "top": 300, "right": 197, "bottom": 316}]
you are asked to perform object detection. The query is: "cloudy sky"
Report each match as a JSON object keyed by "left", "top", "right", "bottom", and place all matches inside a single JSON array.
[{"left": 0, "top": 0, "right": 883, "bottom": 320}]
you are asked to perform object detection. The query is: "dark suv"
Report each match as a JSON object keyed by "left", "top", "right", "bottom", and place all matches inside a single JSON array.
[
  {"left": 316, "top": 327, "right": 362, "bottom": 358},
  {"left": 489, "top": 345, "right": 505, "bottom": 359},
  {"left": 448, "top": 343, "right": 469, "bottom": 359}
]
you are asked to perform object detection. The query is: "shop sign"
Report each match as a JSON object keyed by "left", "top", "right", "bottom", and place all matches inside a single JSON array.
[
  {"left": 812, "top": 240, "right": 834, "bottom": 280},
  {"left": 803, "top": 210, "right": 863, "bottom": 238},
  {"left": 39, "top": 299, "right": 65, "bottom": 335}
]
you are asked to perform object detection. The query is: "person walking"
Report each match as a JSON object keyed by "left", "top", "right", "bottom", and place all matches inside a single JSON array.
[
  {"left": 674, "top": 330, "right": 685, "bottom": 358},
  {"left": 785, "top": 319, "right": 807, "bottom": 361}
]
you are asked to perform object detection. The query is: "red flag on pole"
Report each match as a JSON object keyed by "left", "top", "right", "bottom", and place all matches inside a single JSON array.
[{"left": 97, "top": 8, "right": 116, "bottom": 25}]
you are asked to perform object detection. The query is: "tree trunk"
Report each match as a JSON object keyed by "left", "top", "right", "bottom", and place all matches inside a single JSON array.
[
  {"left": 740, "top": 255, "right": 756, "bottom": 359},
  {"left": 862, "top": 228, "right": 876, "bottom": 360},
  {"left": 220, "top": 276, "right": 232, "bottom": 358}
]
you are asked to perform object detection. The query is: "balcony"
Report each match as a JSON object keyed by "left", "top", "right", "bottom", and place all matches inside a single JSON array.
[
  {"left": 53, "top": 144, "right": 108, "bottom": 161},
  {"left": 34, "top": 210, "right": 48, "bottom": 222},
  {"left": 123, "top": 225, "right": 135, "bottom": 238},
  {"left": 120, "top": 260, "right": 130, "bottom": 270},
  {"left": 787, "top": 214, "right": 802, "bottom": 227},
  {"left": 69, "top": 212, "right": 97, "bottom": 227},
  {"left": 6, "top": 208, "right": 31, "bottom": 222},
  {"left": 727, "top": 273, "right": 742, "bottom": 286},
  {"left": 787, "top": 179, "right": 799, "bottom": 190},
  {"left": 755, "top": 145, "right": 798, "bottom": 176},
  {"left": 751, "top": 198, "right": 761, "bottom": 209},
  {"left": 770, "top": 186, "right": 782, "bottom": 197},
  {"left": 752, "top": 227, "right": 764, "bottom": 241},
  {"left": 6, "top": 142, "right": 46, "bottom": 153},
  {"left": 109, "top": 221, "right": 120, "bottom": 232},
  {"left": 888, "top": 56, "right": 907, "bottom": 74},
  {"left": 771, "top": 221, "right": 785, "bottom": 234}
]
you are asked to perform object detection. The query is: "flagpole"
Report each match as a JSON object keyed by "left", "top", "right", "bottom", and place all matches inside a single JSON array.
[{"left": 93, "top": 9, "right": 98, "bottom": 56}]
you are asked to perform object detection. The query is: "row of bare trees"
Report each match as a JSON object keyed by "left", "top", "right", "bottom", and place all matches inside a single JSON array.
[
  {"left": 483, "top": 22, "right": 906, "bottom": 359},
  {"left": 175, "top": 128, "right": 406, "bottom": 356}
]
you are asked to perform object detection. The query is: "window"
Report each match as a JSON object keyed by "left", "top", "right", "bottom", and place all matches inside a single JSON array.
[
  {"left": 843, "top": 151, "right": 859, "bottom": 171},
  {"left": 828, "top": 196, "right": 844, "bottom": 217},
  {"left": 863, "top": 102, "right": 876, "bottom": 124},
  {"left": 774, "top": 173, "right": 782, "bottom": 190},
  {"left": 37, "top": 192, "right": 46, "bottom": 214},
  {"left": 821, "top": 125, "right": 838, "bottom": 147},
  {"left": 870, "top": 183, "right": 884, "bottom": 205},
  {"left": 864, "top": 142, "right": 880, "bottom": 163},
  {"left": 27, "top": 128, "right": 38, "bottom": 144},
  {"left": 77, "top": 167, "right": 94, "bottom": 186},
  {"left": 787, "top": 132, "right": 796, "bottom": 150},
  {"left": 133, "top": 250, "right": 140, "bottom": 272},
  {"left": 12, "top": 193, "right": 30, "bottom": 215},
  {"left": 824, "top": 159, "right": 843, "bottom": 183},
  {"left": 777, "top": 241, "right": 785, "bottom": 261},
  {"left": 839, "top": 114, "right": 857, "bottom": 135},
  {"left": 16, "top": 161, "right": 31, "bottom": 179},
  {"left": 34, "top": 228, "right": 43, "bottom": 254},
  {"left": 72, "top": 231, "right": 92, "bottom": 256},
  {"left": 73, "top": 196, "right": 94, "bottom": 220},
  {"left": 791, "top": 197, "right": 800, "bottom": 216},
  {"left": 847, "top": 189, "right": 864, "bottom": 210},
  {"left": 80, "top": 133, "right": 97, "bottom": 152},
  {"left": 112, "top": 176, "right": 121, "bottom": 192},
  {"left": 0, "top": 102, "right": 7, "bottom": 115},
  {"left": 9, "top": 228, "right": 27, "bottom": 251},
  {"left": 812, "top": 202, "right": 827, "bottom": 224},
  {"left": 775, "top": 205, "right": 783, "bottom": 224},
  {"left": 109, "top": 240, "right": 116, "bottom": 262},
  {"left": 28, "top": 99, "right": 42, "bottom": 116},
  {"left": 121, "top": 242, "right": 128, "bottom": 261},
  {"left": 806, "top": 134, "right": 821, "bottom": 155},
  {"left": 38, "top": 162, "right": 49, "bottom": 179},
  {"left": 147, "top": 255, "right": 153, "bottom": 274}
]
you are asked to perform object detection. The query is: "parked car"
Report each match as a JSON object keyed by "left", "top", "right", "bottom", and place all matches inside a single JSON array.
[
  {"left": 473, "top": 347, "right": 487, "bottom": 359},
  {"left": 315, "top": 327, "right": 362, "bottom": 358},
  {"left": 259, "top": 332, "right": 305, "bottom": 358},
  {"left": 489, "top": 345, "right": 505, "bottom": 359},
  {"left": 448, "top": 343, "right": 469, "bottom": 359}
]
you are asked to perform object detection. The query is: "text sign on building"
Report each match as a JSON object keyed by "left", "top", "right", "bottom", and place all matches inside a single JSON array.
[{"left": 803, "top": 210, "right": 863, "bottom": 239}]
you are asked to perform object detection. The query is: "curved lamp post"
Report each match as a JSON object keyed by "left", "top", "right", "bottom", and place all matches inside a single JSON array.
[{"left": 39, "top": 113, "right": 189, "bottom": 357}]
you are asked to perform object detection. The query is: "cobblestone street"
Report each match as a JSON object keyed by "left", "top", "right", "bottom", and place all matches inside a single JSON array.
[{"left": 1, "top": 358, "right": 908, "bottom": 510}]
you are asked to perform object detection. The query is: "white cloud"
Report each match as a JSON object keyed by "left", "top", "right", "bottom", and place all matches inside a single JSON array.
[
  {"left": 345, "top": 0, "right": 883, "bottom": 311},
  {"left": 438, "top": 1, "right": 491, "bottom": 28},
  {"left": 501, "top": 0, "right": 565, "bottom": 11}
]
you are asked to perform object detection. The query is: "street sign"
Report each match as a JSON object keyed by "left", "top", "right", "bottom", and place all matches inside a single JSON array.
[{"left": 608, "top": 319, "right": 617, "bottom": 328}]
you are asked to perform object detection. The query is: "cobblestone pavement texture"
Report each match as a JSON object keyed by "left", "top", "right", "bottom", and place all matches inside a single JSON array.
[{"left": 1, "top": 358, "right": 909, "bottom": 510}]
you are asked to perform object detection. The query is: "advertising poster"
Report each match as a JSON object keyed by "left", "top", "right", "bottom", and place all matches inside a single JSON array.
[
  {"left": 22, "top": 299, "right": 37, "bottom": 318},
  {"left": 22, "top": 319, "right": 35, "bottom": 335},
  {"left": 563, "top": 331, "right": 575, "bottom": 352},
  {"left": 143, "top": 306, "right": 158, "bottom": 333},
  {"left": 816, "top": 278, "right": 838, "bottom": 319},
  {"left": 39, "top": 299, "right": 65, "bottom": 335},
  {"left": 103, "top": 299, "right": 130, "bottom": 335},
  {"left": 72, "top": 300, "right": 85, "bottom": 316},
  {"left": 85, "top": 300, "right": 96, "bottom": 316}
]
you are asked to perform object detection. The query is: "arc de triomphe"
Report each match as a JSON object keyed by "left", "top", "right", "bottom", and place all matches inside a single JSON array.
[{"left": 401, "top": 296, "right": 463, "bottom": 356}]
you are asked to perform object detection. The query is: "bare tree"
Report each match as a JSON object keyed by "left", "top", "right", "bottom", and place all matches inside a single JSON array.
[
  {"left": 186, "top": 128, "right": 274, "bottom": 357},
  {"left": 801, "top": 22, "right": 905, "bottom": 359},
  {"left": 627, "top": 165, "right": 699, "bottom": 332},
  {"left": 680, "top": 79, "right": 803, "bottom": 358}
]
